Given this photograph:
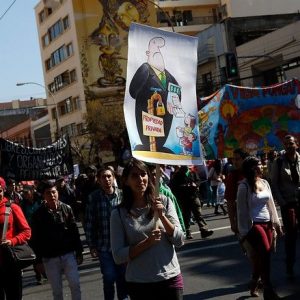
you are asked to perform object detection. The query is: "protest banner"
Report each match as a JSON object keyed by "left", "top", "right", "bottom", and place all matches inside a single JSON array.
[
  {"left": 199, "top": 79, "right": 300, "bottom": 159},
  {"left": 124, "top": 23, "right": 202, "bottom": 165},
  {"left": 0, "top": 135, "right": 73, "bottom": 180}
]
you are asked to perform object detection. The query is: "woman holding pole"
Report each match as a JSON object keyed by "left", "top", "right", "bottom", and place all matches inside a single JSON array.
[{"left": 110, "top": 158, "right": 185, "bottom": 300}]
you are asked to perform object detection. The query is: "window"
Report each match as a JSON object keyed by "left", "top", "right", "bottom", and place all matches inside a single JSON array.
[
  {"left": 46, "top": 43, "right": 73, "bottom": 70},
  {"left": 62, "top": 123, "right": 77, "bottom": 137},
  {"left": 70, "top": 69, "right": 77, "bottom": 82},
  {"left": 39, "top": 10, "right": 46, "bottom": 23},
  {"left": 73, "top": 96, "right": 80, "bottom": 110},
  {"left": 51, "top": 108, "right": 57, "bottom": 120},
  {"left": 202, "top": 72, "right": 213, "bottom": 95},
  {"left": 77, "top": 123, "right": 84, "bottom": 135},
  {"left": 47, "top": 8, "right": 53, "bottom": 17},
  {"left": 65, "top": 97, "right": 73, "bottom": 113},
  {"left": 63, "top": 16, "right": 69, "bottom": 30},
  {"left": 42, "top": 34, "right": 50, "bottom": 47},
  {"left": 45, "top": 58, "right": 52, "bottom": 71},
  {"left": 48, "top": 70, "right": 74, "bottom": 92},
  {"left": 66, "top": 43, "right": 73, "bottom": 57},
  {"left": 49, "top": 20, "right": 63, "bottom": 42}
]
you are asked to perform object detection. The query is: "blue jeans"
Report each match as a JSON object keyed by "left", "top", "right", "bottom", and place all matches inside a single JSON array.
[
  {"left": 98, "top": 251, "right": 128, "bottom": 300},
  {"left": 42, "top": 252, "right": 81, "bottom": 300}
]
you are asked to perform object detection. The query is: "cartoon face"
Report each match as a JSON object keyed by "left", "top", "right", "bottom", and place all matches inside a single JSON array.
[
  {"left": 117, "top": 2, "right": 140, "bottom": 28},
  {"left": 91, "top": 16, "right": 120, "bottom": 55},
  {"left": 146, "top": 37, "right": 165, "bottom": 71},
  {"left": 184, "top": 114, "right": 196, "bottom": 129}
]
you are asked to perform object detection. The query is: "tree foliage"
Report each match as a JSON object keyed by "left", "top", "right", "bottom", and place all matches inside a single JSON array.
[{"left": 85, "top": 100, "right": 126, "bottom": 141}]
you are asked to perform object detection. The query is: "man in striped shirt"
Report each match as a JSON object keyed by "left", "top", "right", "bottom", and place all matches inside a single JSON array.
[{"left": 85, "top": 166, "right": 128, "bottom": 300}]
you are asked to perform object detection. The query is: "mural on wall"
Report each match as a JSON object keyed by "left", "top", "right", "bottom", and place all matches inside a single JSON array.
[
  {"left": 74, "top": 0, "right": 155, "bottom": 101},
  {"left": 199, "top": 79, "right": 300, "bottom": 159}
]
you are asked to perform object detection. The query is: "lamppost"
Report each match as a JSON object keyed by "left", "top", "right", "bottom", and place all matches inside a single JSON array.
[{"left": 16, "top": 81, "right": 60, "bottom": 139}]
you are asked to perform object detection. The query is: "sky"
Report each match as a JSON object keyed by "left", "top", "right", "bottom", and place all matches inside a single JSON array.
[{"left": 0, "top": 0, "right": 46, "bottom": 102}]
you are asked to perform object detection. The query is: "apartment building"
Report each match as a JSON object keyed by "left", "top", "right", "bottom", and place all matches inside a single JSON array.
[
  {"left": 36, "top": 0, "right": 300, "bottom": 162},
  {"left": 196, "top": 0, "right": 300, "bottom": 96},
  {"left": 0, "top": 98, "right": 50, "bottom": 147},
  {"left": 156, "top": 0, "right": 219, "bottom": 35},
  {"left": 34, "top": 0, "right": 158, "bottom": 163}
]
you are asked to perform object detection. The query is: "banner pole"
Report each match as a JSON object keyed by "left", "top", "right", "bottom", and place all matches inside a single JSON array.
[{"left": 154, "top": 164, "right": 161, "bottom": 229}]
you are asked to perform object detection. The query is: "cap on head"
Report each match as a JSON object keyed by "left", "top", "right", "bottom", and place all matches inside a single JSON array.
[{"left": 0, "top": 177, "right": 6, "bottom": 189}]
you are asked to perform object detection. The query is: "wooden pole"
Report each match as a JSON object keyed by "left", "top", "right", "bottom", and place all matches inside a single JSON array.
[{"left": 154, "top": 164, "right": 161, "bottom": 229}]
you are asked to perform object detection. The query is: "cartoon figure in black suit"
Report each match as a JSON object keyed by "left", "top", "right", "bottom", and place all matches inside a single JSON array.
[{"left": 129, "top": 36, "right": 184, "bottom": 153}]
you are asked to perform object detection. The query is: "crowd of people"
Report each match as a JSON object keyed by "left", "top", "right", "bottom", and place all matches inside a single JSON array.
[{"left": 0, "top": 134, "right": 299, "bottom": 300}]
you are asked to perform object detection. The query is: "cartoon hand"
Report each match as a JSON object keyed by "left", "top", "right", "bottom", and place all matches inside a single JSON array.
[
  {"left": 167, "top": 93, "right": 180, "bottom": 113},
  {"left": 172, "top": 94, "right": 182, "bottom": 108}
]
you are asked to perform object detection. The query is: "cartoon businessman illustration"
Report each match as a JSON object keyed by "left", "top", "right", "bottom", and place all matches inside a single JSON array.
[{"left": 129, "top": 36, "right": 184, "bottom": 153}]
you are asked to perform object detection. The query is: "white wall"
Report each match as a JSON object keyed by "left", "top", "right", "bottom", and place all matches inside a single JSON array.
[{"left": 221, "top": 0, "right": 300, "bottom": 18}]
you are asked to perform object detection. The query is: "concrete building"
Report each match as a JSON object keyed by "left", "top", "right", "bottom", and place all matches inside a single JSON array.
[
  {"left": 0, "top": 98, "right": 50, "bottom": 147},
  {"left": 196, "top": 0, "right": 300, "bottom": 96},
  {"left": 156, "top": 0, "right": 219, "bottom": 35},
  {"left": 34, "top": 0, "right": 158, "bottom": 163},
  {"left": 237, "top": 20, "right": 300, "bottom": 87}
]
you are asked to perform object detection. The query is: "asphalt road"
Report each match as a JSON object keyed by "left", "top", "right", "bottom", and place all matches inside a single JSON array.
[{"left": 22, "top": 206, "right": 300, "bottom": 299}]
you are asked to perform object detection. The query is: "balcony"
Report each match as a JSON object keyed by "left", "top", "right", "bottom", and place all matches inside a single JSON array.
[
  {"left": 158, "top": 16, "right": 216, "bottom": 34},
  {"left": 158, "top": 0, "right": 219, "bottom": 8}
]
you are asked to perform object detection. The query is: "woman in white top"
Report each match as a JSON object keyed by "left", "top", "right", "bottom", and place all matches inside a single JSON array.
[{"left": 237, "top": 156, "right": 282, "bottom": 300}]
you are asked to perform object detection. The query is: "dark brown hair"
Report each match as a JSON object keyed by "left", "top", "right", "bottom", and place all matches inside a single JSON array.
[{"left": 121, "top": 158, "right": 155, "bottom": 218}]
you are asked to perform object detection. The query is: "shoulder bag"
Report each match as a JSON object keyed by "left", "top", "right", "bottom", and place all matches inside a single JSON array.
[{"left": 1, "top": 201, "right": 36, "bottom": 269}]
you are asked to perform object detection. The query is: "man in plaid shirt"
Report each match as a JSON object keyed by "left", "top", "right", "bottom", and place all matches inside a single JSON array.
[{"left": 85, "top": 166, "right": 128, "bottom": 300}]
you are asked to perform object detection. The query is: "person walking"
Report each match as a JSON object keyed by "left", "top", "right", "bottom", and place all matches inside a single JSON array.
[
  {"left": 237, "top": 157, "right": 282, "bottom": 299},
  {"left": 4, "top": 178, "right": 22, "bottom": 205},
  {"left": 110, "top": 158, "right": 185, "bottom": 299},
  {"left": 20, "top": 185, "right": 47, "bottom": 285},
  {"left": 208, "top": 159, "right": 224, "bottom": 214},
  {"left": 85, "top": 167, "right": 128, "bottom": 300},
  {"left": 270, "top": 134, "right": 300, "bottom": 278},
  {"left": 0, "top": 177, "right": 31, "bottom": 300},
  {"left": 31, "top": 181, "right": 83, "bottom": 300},
  {"left": 225, "top": 148, "right": 249, "bottom": 234},
  {"left": 170, "top": 165, "right": 213, "bottom": 239}
]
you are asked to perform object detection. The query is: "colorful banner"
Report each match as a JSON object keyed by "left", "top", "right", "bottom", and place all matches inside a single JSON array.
[
  {"left": 199, "top": 79, "right": 300, "bottom": 159},
  {"left": 124, "top": 23, "right": 202, "bottom": 165},
  {"left": 0, "top": 135, "right": 73, "bottom": 180}
]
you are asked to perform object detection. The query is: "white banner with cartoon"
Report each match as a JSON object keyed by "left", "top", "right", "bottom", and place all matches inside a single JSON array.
[{"left": 124, "top": 23, "right": 202, "bottom": 165}]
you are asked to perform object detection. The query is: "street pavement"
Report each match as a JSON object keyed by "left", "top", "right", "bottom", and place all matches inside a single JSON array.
[{"left": 22, "top": 206, "right": 300, "bottom": 299}]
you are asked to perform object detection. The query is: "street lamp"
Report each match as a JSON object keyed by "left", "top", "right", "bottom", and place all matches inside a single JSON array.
[{"left": 16, "top": 81, "right": 60, "bottom": 139}]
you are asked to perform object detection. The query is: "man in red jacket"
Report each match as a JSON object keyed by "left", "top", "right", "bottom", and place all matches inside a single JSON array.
[{"left": 0, "top": 176, "right": 31, "bottom": 299}]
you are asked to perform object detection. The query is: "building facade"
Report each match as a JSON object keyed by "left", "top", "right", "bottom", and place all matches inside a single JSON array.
[
  {"left": 34, "top": 0, "right": 158, "bottom": 163},
  {"left": 196, "top": 0, "right": 300, "bottom": 96},
  {"left": 0, "top": 98, "right": 50, "bottom": 147}
]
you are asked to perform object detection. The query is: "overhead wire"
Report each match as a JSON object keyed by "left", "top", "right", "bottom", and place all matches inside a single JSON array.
[{"left": 0, "top": 0, "right": 17, "bottom": 21}]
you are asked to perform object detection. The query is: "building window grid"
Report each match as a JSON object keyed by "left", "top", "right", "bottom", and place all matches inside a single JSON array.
[
  {"left": 41, "top": 15, "right": 69, "bottom": 48},
  {"left": 62, "top": 123, "right": 77, "bottom": 137},
  {"left": 48, "top": 69, "right": 76, "bottom": 93},
  {"left": 45, "top": 42, "right": 73, "bottom": 71}
]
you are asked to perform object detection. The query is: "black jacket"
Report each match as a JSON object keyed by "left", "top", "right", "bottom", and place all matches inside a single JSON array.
[{"left": 31, "top": 201, "right": 83, "bottom": 260}]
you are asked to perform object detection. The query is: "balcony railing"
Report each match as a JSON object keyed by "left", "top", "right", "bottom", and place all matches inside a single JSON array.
[{"left": 159, "top": 15, "right": 216, "bottom": 27}]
